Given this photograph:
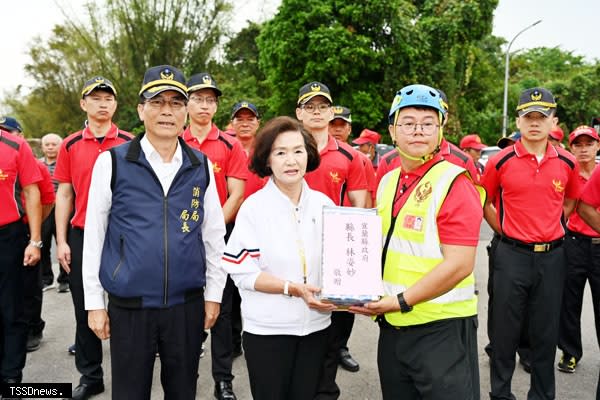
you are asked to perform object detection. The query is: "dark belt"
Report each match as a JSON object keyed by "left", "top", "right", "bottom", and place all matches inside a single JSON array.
[
  {"left": 567, "top": 230, "right": 600, "bottom": 245},
  {"left": 499, "top": 236, "right": 563, "bottom": 253},
  {"left": 0, "top": 220, "right": 23, "bottom": 231}
]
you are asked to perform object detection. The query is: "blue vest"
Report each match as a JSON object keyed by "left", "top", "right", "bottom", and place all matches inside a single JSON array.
[{"left": 99, "top": 134, "right": 210, "bottom": 308}]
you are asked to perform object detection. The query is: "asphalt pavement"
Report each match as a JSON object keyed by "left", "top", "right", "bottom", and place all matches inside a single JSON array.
[{"left": 20, "top": 224, "right": 599, "bottom": 399}]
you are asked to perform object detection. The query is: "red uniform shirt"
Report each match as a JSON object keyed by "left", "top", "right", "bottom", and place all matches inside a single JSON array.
[
  {"left": 359, "top": 153, "right": 377, "bottom": 205},
  {"left": 35, "top": 160, "right": 55, "bottom": 206},
  {"left": 376, "top": 139, "right": 480, "bottom": 189},
  {"left": 304, "top": 136, "right": 367, "bottom": 206},
  {"left": 581, "top": 166, "right": 600, "bottom": 208},
  {"left": 21, "top": 160, "right": 55, "bottom": 224},
  {"left": 0, "top": 130, "right": 42, "bottom": 225},
  {"left": 389, "top": 153, "right": 483, "bottom": 246},
  {"left": 567, "top": 169, "right": 600, "bottom": 237},
  {"left": 182, "top": 124, "right": 248, "bottom": 206},
  {"left": 53, "top": 124, "right": 133, "bottom": 228},
  {"left": 482, "top": 140, "right": 580, "bottom": 243}
]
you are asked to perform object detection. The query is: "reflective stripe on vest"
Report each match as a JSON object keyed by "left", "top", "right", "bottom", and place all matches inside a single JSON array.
[{"left": 377, "top": 160, "right": 481, "bottom": 326}]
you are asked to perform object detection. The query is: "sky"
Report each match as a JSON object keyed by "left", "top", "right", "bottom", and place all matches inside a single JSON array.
[{"left": 1, "top": 0, "right": 598, "bottom": 99}]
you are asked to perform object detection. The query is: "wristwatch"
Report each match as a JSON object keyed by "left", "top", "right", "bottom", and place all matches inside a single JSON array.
[
  {"left": 28, "top": 240, "right": 43, "bottom": 249},
  {"left": 397, "top": 292, "right": 413, "bottom": 313}
]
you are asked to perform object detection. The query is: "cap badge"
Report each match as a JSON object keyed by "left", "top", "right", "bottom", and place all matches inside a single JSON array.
[
  {"left": 241, "top": 102, "right": 249, "bottom": 107},
  {"left": 332, "top": 106, "right": 343, "bottom": 114},
  {"left": 94, "top": 77, "right": 104, "bottom": 83},
  {"left": 310, "top": 83, "right": 321, "bottom": 92},
  {"left": 0, "top": 117, "right": 5, "bottom": 124},
  {"left": 160, "top": 68, "right": 174, "bottom": 80},
  {"left": 202, "top": 75, "right": 212, "bottom": 85},
  {"left": 531, "top": 91, "right": 542, "bottom": 101}
]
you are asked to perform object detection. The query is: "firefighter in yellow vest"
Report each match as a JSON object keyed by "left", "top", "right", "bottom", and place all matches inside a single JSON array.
[{"left": 350, "top": 84, "right": 484, "bottom": 400}]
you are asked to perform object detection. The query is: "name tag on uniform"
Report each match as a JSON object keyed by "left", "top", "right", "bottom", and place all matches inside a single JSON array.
[{"left": 402, "top": 214, "right": 423, "bottom": 232}]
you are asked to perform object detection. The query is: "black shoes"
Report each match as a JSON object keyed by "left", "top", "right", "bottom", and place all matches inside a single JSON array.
[
  {"left": 68, "top": 344, "right": 76, "bottom": 355},
  {"left": 232, "top": 345, "right": 243, "bottom": 359},
  {"left": 26, "top": 332, "right": 43, "bottom": 352},
  {"left": 338, "top": 348, "right": 360, "bottom": 372},
  {"left": 71, "top": 382, "right": 104, "bottom": 400},
  {"left": 519, "top": 357, "right": 531, "bottom": 374},
  {"left": 57, "top": 282, "right": 70, "bottom": 293},
  {"left": 214, "top": 381, "right": 237, "bottom": 400}
]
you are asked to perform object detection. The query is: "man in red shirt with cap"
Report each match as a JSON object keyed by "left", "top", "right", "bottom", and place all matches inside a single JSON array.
[
  {"left": 460, "top": 133, "right": 487, "bottom": 174},
  {"left": 54, "top": 76, "right": 133, "bottom": 400},
  {"left": 182, "top": 72, "right": 247, "bottom": 400},
  {"left": 0, "top": 122, "right": 42, "bottom": 386},
  {"left": 296, "top": 82, "right": 367, "bottom": 399},
  {"left": 557, "top": 125, "right": 600, "bottom": 374},
  {"left": 352, "top": 128, "right": 381, "bottom": 207},
  {"left": 0, "top": 117, "right": 55, "bottom": 354},
  {"left": 483, "top": 87, "right": 580, "bottom": 400}
]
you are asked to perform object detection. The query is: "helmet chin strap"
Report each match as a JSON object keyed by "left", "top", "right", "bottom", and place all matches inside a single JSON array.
[{"left": 392, "top": 111, "right": 444, "bottom": 163}]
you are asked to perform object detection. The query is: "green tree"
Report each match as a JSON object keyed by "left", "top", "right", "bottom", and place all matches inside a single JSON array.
[
  {"left": 257, "top": 0, "right": 499, "bottom": 141},
  {"left": 4, "top": 0, "right": 232, "bottom": 137}
]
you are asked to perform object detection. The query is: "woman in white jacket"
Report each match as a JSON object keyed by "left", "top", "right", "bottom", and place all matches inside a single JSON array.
[{"left": 222, "top": 116, "right": 336, "bottom": 400}]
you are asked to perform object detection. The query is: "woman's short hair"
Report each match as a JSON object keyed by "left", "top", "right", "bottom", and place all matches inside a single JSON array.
[{"left": 250, "top": 116, "right": 320, "bottom": 178}]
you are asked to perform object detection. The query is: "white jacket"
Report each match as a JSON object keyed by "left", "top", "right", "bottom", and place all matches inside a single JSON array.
[{"left": 222, "top": 178, "right": 333, "bottom": 335}]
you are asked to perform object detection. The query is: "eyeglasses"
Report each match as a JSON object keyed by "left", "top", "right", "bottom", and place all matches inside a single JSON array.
[
  {"left": 395, "top": 123, "right": 439, "bottom": 136},
  {"left": 145, "top": 97, "right": 187, "bottom": 110},
  {"left": 302, "top": 103, "right": 331, "bottom": 113},
  {"left": 189, "top": 96, "right": 217, "bottom": 105}
]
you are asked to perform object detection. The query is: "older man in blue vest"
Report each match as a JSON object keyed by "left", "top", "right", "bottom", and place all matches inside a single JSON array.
[{"left": 82, "top": 65, "right": 226, "bottom": 399}]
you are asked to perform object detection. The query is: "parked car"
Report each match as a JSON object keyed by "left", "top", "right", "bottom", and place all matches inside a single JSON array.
[{"left": 479, "top": 146, "right": 501, "bottom": 168}]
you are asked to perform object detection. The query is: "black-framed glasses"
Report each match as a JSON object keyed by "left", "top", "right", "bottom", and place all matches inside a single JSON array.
[
  {"left": 395, "top": 123, "right": 439, "bottom": 136},
  {"left": 145, "top": 97, "right": 187, "bottom": 110},
  {"left": 302, "top": 103, "right": 331, "bottom": 113}
]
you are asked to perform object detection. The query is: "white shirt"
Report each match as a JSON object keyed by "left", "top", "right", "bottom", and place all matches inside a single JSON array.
[
  {"left": 83, "top": 135, "right": 226, "bottom": 310},
  {"left": 222, "top": 178, "right": 334, "bottom": 336}
]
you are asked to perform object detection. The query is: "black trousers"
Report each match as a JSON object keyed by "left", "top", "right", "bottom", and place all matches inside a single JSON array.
[
  {"left": 210, "top": 222, "right": 241, "bottom": 383},
  {"left": 377, "top": 316, "right": 479, "bottom": 400},
  {"left": 0, "top": 221, "right": 27, "bottom": 382},
  {"left": 21, "top": 257, "right": 45, "bottom": 337},
  {"left": 40, "top": 209, "right": 68, "bottom": 285},
  {"left": 490, "top": 241, "right": 566, "bottom": 400},
  {"left": 558, "top": 234, "right": 600, "bottom": 361},
  {"left": 243, "top": 327, "right": 330, "bottom": 400},
  {"left": 486, "top": 234, "right": 530, "bottom": 362},
  {"left": 68, "top": 228, "right": 103, "bottom": 385},
  {"left": 108, "top": 296, "right": 205, "bottom": 400},
  {"left": 211, "top": 275, "right": 235, "bottom": 382},
  {"left": 314, "top": 311, "right": 355, "bottom": 399}
]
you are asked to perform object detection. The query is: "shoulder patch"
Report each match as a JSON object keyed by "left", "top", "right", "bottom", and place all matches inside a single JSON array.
[
  {"left": 217, "top": 134, "right": 233, "bottom": 150},
  {"left": 384, "top": 151, "right": 399, "bottom": 164},
  {"left": 65, "top": 133, "right": 84, "bottom": 151},
  {"left": 495, "top": 151, "right": 516, "bottom": 170},
  {"left": 0, "top": 135, "right": 20, "bottom": 151},
  {"left": 117, "top": 132, "right": 133, "bottom": 142},
  {"left": 557, "top": 154, "right": 575, "bottom": 170},
  {"left": 337, "top": 145, "right": 353, "bottom": 162},
  {"left": 449, "top": 147, "right": 469, "bottom": 163}
]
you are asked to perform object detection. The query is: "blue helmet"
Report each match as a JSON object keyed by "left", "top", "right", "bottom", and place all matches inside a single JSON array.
[{"left": 388, "top": 84, "right": 447, "bottom": 125}]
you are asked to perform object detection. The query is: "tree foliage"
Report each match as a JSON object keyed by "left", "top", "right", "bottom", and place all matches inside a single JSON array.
[
  {"left": 5, "top": 0, "right": 232, "bottom": 137},
  {"left": 4, "top": 0, "right": 600, "bottom": 147},
  {"left": 257, "top": 0, "right": 499, "bottom": 142}
]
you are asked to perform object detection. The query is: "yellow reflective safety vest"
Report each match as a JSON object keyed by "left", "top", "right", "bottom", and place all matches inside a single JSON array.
[{"left": 377, "top": 160, "right": 484, "bottom": 327}]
